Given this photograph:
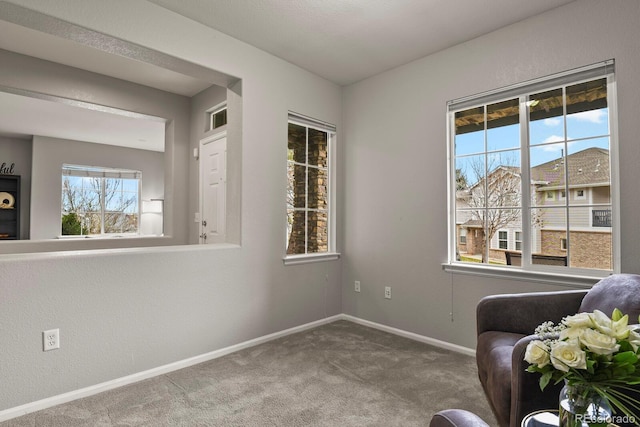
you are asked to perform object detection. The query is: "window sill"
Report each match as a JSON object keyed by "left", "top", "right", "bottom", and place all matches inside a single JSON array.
[
  {"left": 283, "top": 252, "right": 341, "bottom": 266},
  {"left": 57, "top": 234, "right": 158, "bottom": 240},
  {"left": 441, "top": 262, "right": 607, "bottom": 288}
]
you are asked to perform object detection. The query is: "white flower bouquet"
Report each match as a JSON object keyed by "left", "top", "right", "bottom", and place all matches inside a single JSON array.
[{"left": 525, "top": 308, "right": 640, "bottom": 424}]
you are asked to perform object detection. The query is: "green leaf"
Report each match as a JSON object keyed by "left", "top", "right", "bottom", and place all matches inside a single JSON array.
[
  {"left": 612, "top": 308, "right": 623, "bottom": 321},
  {"left": 540, "top": 371, "right": 552, "bottom": 390},
  {"left": 614, "top": 351, "right": 638, "bottom": 364}
]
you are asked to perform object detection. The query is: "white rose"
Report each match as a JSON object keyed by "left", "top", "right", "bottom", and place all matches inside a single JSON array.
[
  {"left": 628, "top": 327, "right": 640, "bottom": 351},
  {"left": 590, "top": 309, "right": 630, "bottom": 340},
  {"left": 550, "top": 339, "right": 587, "bottom": 372},
  {"left": 524, "top": 340, "right": 550, "bottom": 368},
  {"left": 580, "top": 328, "right": 620, "bottom": 355},
  {"left": 560, "top": 326, "right": 585, "bottom": 341},
  {"left": 564, "top": 312, "right": 593, "bottom": 328}
]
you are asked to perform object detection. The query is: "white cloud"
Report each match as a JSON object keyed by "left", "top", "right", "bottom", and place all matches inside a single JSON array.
[
  {"left": 542, "top": 135, "right": 564, "bottom": 146},
  {"left": 544, "top": 117, "right": 561, "bottom": 126},
  {"left": 568, "top": 109, "right": 606, "bottom": 124},
  {"left": 539, "top": 138, "right": 577, "bottom": 152}
]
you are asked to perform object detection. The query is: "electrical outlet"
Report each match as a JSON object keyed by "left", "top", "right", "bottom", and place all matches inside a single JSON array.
[
  {"left": 354, "top": 280, "right": 361, "bottom": 292},
  {"left": 43, "top": 329, "right": 60, "bottom": 351},
  {"left": 384, "top": 286, "right": 392, "bottom": 299}
]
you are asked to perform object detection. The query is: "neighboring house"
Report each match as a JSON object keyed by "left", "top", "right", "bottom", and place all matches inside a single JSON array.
[
  {"left": 530, "top": 147, "right": 611, "bottom": 269},
  {"left": 456, "top": 147, "right": 611, "bottom": 269}
]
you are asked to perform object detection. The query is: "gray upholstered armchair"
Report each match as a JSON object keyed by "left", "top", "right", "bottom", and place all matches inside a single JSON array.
[{"left": 476, "top": 274, "right": 640, "bottom": 427}]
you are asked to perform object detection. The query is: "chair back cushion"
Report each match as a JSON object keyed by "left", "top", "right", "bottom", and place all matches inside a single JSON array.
[{"left": 579, "top": 274, "right": 640, "bottom": 320}]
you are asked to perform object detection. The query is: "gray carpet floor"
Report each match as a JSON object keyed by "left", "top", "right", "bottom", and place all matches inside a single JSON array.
[{"left": 2, "top": 320, "right": 497, "bottom": 426}]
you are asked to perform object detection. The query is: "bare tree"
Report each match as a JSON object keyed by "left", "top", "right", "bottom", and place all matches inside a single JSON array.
[
  {"left": 62, "top": 177, "right": 138, "bottom": 235},
  {"left": 466, "top": 156, "right": 522, "bottom": 263}
]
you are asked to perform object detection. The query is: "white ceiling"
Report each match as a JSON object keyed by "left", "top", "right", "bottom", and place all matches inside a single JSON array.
[
  {"left": 0, "top": 0, "right": 577, "bottom": 146},
  {"left": 146, "top": 0, "right": 577, "bottom": 86}
]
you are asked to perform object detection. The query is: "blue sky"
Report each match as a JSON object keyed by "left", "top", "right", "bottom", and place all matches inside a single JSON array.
[{"left": 455, "top": 108, "right": 609, "bottom": 185}]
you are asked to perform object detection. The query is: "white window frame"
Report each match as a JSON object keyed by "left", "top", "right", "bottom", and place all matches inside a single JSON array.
[
  {"left": 206, "top": 101, "right": 227, "bottom": 132},
  {"left": 459, "top": 228, "right": 467, "bottom": 244},
  {"left": 515, "top": 231, "right": 522, "bottom": 251},
  {"left": 61, "top": 164, "right": 142, "bottom": 237},
  {"left": 575, "top": 189, "right": 586, "bottom": 200},
  {"left": 498, "top": 230, "right": 508, "bottom": 250},
  {"left": 284, "top": 112, "right": 339, "bottom": 265},
  {"left": 445, "top": 60, "right": 619, "bottom": 284}
]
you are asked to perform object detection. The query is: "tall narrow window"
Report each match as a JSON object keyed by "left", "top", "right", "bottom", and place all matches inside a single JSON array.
[
  {"left": 61, "top": 164, "right": 140, "bottom": 236},
  {"left": 498, "top": 231, "right": 508, "bottom": 250},
  {"left": 449, "top": 61, "right": 617, "bottom": 275},
  {"left": 286, "top": 113, "right": 336, "bottom": 259}
]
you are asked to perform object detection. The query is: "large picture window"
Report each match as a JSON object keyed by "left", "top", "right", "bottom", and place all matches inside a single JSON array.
[
  {"left": 449, "top": 61, "right": 617, "bottom": 275},
  {"left": 61, "top": 164, "right": 141, "bottom": 236},
  {"left": 286, "top": 113, "right": 336, "bottom": 260}
]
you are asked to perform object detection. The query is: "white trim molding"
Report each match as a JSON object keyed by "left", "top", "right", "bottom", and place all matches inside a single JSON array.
[
  {"left": 0, "top": 313, "right": 473, "bottom": 422},
  {"left": 341, "top": 314, "right": 476, "bottom": 357},
  {"left": 0, "top": 315, "right": 342, "bottom": 422}
]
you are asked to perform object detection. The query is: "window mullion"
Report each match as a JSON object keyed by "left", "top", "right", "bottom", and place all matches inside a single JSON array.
[
  {"left": 562, "top": 86, "right": 571, "bottom": 263},
  {"left": 520, "top": 95, "right": 532, "bottom": 268},
  {"left": 100, "top": 178, "right": 105, "bottom": 235},
  {"left": 304, "top": 127, "right": 309, "bottom": 255},
  {"left": 483, "top": 105, "right": 489, "bottom": 264}
]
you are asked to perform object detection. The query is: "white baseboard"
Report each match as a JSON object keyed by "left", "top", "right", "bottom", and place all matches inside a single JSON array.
[
  {"left": 0, "top": 313, "right": 473, "bottom": 422},
  {"left": 0, "top": 314, "right": 342, "bottom": 423},
  {"left": 341, "top": 314, "right": 476, "bottom": 357}
]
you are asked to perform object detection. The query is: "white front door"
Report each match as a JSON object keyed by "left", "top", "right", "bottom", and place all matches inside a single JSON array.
[{"left": 199, "top": 134, "right": 226, "bottom": 244}]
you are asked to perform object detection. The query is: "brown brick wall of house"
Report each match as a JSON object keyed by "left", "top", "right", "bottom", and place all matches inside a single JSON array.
[
  {"left": 489, "top": 248, "right": 507, "bottom": 263},
  {"left": 540, "top": 230, "right": 611, "bottom": 270},
  {"left": 459, "top": 227, "right": 484, "bottom": 256}
]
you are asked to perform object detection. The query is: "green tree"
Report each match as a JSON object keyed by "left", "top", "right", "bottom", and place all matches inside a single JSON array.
[{"left": 61, "top": 212, "right": 82, "bottom": 235}]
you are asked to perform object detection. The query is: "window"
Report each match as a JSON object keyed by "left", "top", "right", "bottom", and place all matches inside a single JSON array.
[
  {"left": 286, "top": 113, "right": 336, "bottom": 260},
  {"left": 207, "top": 103, "right": 227, "bottom": 131},
  {"left": 459, "top": 228, "right": 467, "bottom": 244},
  {"left": 61, "top": 164, "right": 140, "bottom": 236},
  {"left": 449, "top": 60, "right": 617, "bottom": 274},
  {"left": 498, "top": 230, "right": 508, "bottom": 250},
  {"left": 561, "top": 238, "right": 568, "bottom": 251}
]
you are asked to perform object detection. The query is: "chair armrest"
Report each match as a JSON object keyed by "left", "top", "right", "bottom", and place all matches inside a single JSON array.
[
  {"left": 510, "top": 335, "right": 564, "bottom": 426},
  {"left": 477, "top": 290, "right": 586, "bottom": 336},
  {"left": 430, "top": 409, "right": 490, "bottom": 427}
]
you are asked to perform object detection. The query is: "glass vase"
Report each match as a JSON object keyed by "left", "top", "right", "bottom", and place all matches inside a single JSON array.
[{"left": 559, "top": 382, "right": 612, "bottom": 427}]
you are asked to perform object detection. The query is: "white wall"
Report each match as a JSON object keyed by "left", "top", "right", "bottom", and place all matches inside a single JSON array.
[
  {"left": 0, "top": 0, "right": 342, "bottom": 413},
  {"left": 30, "top": 136, "right": 164, "bottom": 239},
  {"left": 342, "top": 0, "right": 640, "bottom": 348}
]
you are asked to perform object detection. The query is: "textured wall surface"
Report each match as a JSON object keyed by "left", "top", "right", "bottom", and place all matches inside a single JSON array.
[
  {"left": 0, "top": 0, "right": 343, "bottom": 412},
  {"left": 342, "top": 0, "right": 640, "bottom": 348}
]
